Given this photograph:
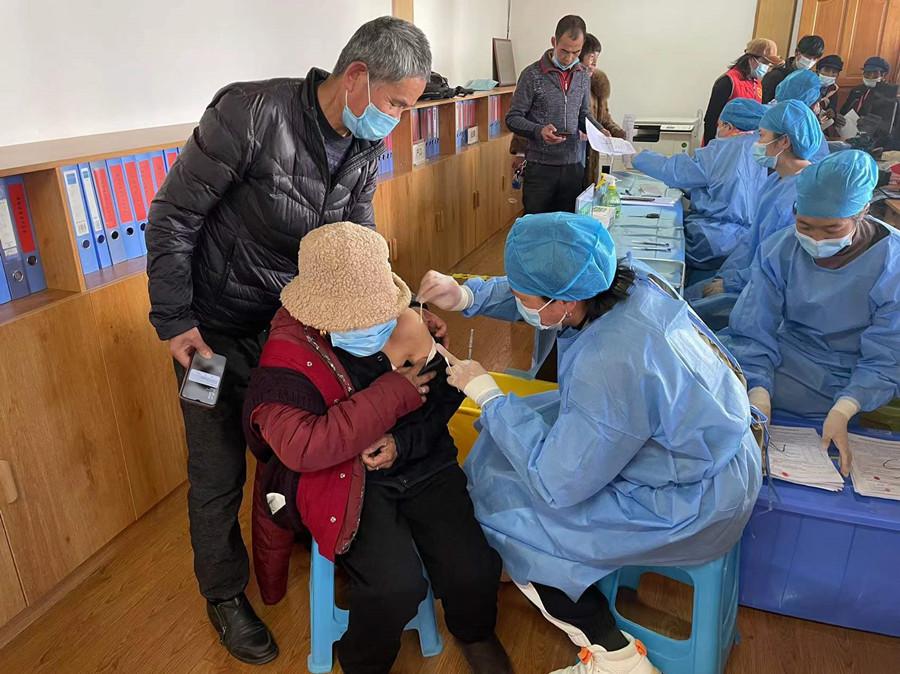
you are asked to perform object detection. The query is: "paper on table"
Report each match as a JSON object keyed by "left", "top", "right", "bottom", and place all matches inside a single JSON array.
[
  {"left": 586, "top": 120, "right": 637, "bottom": 156},
  {"left": 848, "top": 433, "right": 900, "bottom": 501},
  {"left": 766, "top": 426, "right": 845, "bottom": 491},
  {"left": 839, "top": 110, "right": 859, "bottom": 140}
]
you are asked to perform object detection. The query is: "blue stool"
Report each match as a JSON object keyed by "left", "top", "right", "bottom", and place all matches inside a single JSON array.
[
  {"left": 599, "top": 544, "right": 741, "bottom": 674},
  {"left": 307, "top": 541, "right": 444, "bottom": 673}
]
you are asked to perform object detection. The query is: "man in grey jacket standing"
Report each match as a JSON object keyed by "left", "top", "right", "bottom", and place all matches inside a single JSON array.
[
  {"left": 506, "top": 15, "right": 602, "bottom": 214},
  {"left": 145, "top": 17, "right": 436, "bottom": 665}
]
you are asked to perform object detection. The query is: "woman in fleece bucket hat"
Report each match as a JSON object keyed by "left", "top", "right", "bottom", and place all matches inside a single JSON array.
[{"left": 243, "top": 222, "right": 511, "bottom": 674}]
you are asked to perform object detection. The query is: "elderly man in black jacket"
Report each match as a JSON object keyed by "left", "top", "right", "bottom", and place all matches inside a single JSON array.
[{"left": 145, "top": 16, "right": 433, "bottom": 664}]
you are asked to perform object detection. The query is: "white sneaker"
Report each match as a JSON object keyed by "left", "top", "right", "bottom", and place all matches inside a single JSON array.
[{"left": 549, "top": 633, "right": 661, "bottom": 674}]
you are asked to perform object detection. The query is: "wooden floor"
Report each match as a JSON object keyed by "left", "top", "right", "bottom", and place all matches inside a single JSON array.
[{"left": 1, "top": 227, "right": 898, "bottom": 673}]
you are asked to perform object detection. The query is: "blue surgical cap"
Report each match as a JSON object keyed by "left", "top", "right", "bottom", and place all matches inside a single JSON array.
[
  {"left": 775, "top": 69, "right": 823, "bottom": 107},
  {"left": 505, "top": 213, "right": 617, "bottom": 300},
  {"left": 719, "top": 98, "right": 766, "bottom": 131},
  {"left": 796, "top": 150, "right": 878, "bottom": 218},
  {"left": 759, "top": 100, "right": 823, "bottom": 160}
]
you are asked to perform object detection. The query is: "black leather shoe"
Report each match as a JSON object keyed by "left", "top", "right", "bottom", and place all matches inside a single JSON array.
[
  {"left": 459, "top": 634, "right": 513, "bottom": 673},
  {"left": 207, "top": 593, "right": 279, "bottom": 665}
]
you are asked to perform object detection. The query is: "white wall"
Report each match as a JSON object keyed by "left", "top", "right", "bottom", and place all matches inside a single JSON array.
[
  {"left": 0, "top": 0, "right": 392, "bottom": 146},
  {"left": 509, "top": 0, "right": 758, "bottom": 123},
  {"left": 415, "top": 0, "right": 510, "bottom": 86}
]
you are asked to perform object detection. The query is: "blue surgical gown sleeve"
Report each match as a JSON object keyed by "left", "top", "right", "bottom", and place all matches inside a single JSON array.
[
  {"left": 479, "top": 350, "right": 649, "bottom": 510},
  {"left": 840, "top": 271, "right": 900, "bottom": 410},
  {"left": 716, "top": 238, "right": 754, "bottom": 293},
  {"left": 632, "top": 150, "right": 709, "bottom": 191},
  {"left": 463, "top": 276, "right": 521, "bottom": 322},
  {"left": 722, "top": 240, "right": 786, "bottom": 393}
]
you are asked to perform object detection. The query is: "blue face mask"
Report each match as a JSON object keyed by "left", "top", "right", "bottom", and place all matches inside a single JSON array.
[
  {"left": 795, "top": 229, "right": 854, "bottom": 258},
  {"left": 752, "top": 138, "right": 783, "bottom": 169},
  {"left": 753, "top": 62, "right": 770, "bottom": 79},
  {"left": 330, "top": 318, "right": 398, "bottom": 357},
  {"left": 515, "top": 297, "right": 565, "bottom": 330},
  {"left": 552, "top": 53, "right": 578, "bottom": 71},
  {"left": 342, "top": 74, "right": 400, "bottom": 141}
]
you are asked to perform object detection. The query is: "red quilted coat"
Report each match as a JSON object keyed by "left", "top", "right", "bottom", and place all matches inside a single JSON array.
[{"left": 246, "top": 308, "right": 423, "bottom": 604}]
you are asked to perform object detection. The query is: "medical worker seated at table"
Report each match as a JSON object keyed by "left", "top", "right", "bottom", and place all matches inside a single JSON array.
[
  {"left": 771, "top": 68, "right": 830, "bottom": 163},
  {"left": 722, "top": 150, "right": 900, "bottom": 477},
  {"left": 687, "top": 100, "right": 823, "bottom": 329},
  {"left": 421, "top": 213, "right": 762, "bottom": 674},
  {"left": 631, "top": 98, "right": 768, "bottom": 273}
]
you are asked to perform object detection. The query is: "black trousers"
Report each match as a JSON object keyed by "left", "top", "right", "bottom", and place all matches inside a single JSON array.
[
  {"left": 523, "top": 161, "right": 585, "bottom": 214},
  {"left": 533, "top": 583, "right": 627, "bottom": 651},
  {"left": 173, "top": 328, "right": 268, "bottom": 602},
  {"left": 336, "top": 465, "right": 501, "bottom": 674}
]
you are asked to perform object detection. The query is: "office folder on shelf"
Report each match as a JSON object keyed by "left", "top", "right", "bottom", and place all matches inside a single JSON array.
[
  {"left": 61, "top": 165, "right": 100, "bottom": 275},
  {"left": 89, "top": 160, "right": 128, "bottom": 264},
  {"left": 122, "top": 156, "right": 148, "bottom": 254},
  {"left": 0, "top": 179, "right": 30, "bottom": 299},
  {"left": 164, "top": 147, "right": 179, "bottom": 171},
  {"left": 106, "top": 157, "right": 144, "bottom": 260},
  {"left": 77, "top": 164, "right": 113, "bottom": 269},
  {"left": 4, "top": 175, "right": 47, "bottom": 292}
]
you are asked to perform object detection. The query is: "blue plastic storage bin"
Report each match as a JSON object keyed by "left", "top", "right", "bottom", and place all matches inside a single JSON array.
[{"left": 739, "top": 418, "right": 900, "bottom": 637}]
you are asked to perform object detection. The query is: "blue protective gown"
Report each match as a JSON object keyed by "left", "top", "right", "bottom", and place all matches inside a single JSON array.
[
  {"left": 463, "top": 272, "right": 761, "bottom": 599},
  {"left": 722, "top": 222, "right": 900, "bottom": 418},
  {"left": 717, "top": 171, "right": 801, "bottom": 293},
  {"left": 632, "top": 134, "right": 767, "bottom": 269}
]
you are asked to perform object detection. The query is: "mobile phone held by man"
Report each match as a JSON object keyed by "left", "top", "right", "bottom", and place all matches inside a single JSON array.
[{"left": 180, "top": 351, "right": 227, "bottom": 408}]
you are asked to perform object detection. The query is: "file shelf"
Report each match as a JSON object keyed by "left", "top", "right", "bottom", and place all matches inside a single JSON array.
[{"left": 0, "top": 87, "right": 522, "bottom": 642}]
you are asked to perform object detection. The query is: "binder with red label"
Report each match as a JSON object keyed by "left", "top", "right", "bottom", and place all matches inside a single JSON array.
[
  {"left": 105, "top": 157, "right": 144, "bottom": 259},
  {"left": 164, "top": 147, "right": 179, "bottom": 171},
  {"left": 4, "top": 175, "right": 47, "bottom": 291},
  {"left": 121, "top": 156, "right": 148, "bottom": 254},
  {"left": 150, "top": 150, "right": 167, "bottom": 190},
  {"left": 89, "top": 160, "right": 129, "bottom": 264}
]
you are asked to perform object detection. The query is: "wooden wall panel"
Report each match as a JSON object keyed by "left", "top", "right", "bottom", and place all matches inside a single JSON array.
[
  {"left": 0, "top": 517, "right": 26, "bottom": 625},
  {"left": 754, "top": 0, "right": 799, "bottom": 59},
  {"left": 0, "top": 295, "right": 134, "bottom": 601},
  {"left": 89, "top": 276, "right": 187, "bottom": 517}
]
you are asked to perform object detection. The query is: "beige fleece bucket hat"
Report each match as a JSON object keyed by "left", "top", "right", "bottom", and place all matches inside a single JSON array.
[{"left": 280, "top": 222, "right": 411, "bottom": 332}]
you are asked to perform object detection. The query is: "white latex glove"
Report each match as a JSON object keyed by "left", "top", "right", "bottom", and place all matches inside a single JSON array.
[
  {"left": 703, "top": 278, "right": 725, "bottom": 298},
  {"left": 417, "top": 271, "right": 474, "bottom": 311},
  {"left": 435, "top": 344, "right": 502, "bottom": 406},
  {"left": 748, "top": 387, "right": 772, "bottom": 422},
  {"left": 821, "top": 397, "right": 859, "bottom": 477}
]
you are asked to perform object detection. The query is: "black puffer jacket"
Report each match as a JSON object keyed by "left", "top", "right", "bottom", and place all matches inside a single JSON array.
[{"left": 146, "top": 68, "right": 380, "bottom": 340}]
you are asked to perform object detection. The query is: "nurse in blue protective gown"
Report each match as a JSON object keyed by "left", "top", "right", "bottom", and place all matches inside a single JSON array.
[
  {"left": 686, "top": 100, "right": 824, "bottom": 330},
  {"left": 418, "top": 212, "right": 761, "bottom": 674},
  {"left": 632, "top": 98, "right": 768, "bottom": 271},
  {"left": 773, "top": 69, "right": 831, "bottom": 163},
  {"left": 721, "top": 150, "right": 900, "bottom": 477}
]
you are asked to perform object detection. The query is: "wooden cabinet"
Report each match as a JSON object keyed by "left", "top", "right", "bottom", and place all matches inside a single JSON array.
[
  {"left": 89, "top": 276, "right": 187, "bottom": 517},
  {"left": 0, "top": 516, "right": 26, "bottom": 626},
  {"left": 374, "top": 172, "right": 422, "bottom": 286},
  {"left": 798, "top": 0, "right": 900, "bottom": 89},
  {"left": 0, "top": 296, "right": 135, "bottom": 602}
]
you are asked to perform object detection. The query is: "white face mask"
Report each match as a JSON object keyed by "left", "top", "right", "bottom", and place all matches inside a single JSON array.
[
  {"left": 818, "top": 74, "right": 836, "bottom": 87},
  {"left": 863, "top": 77, "right": 880, "bottom": 88},
  {"left": 515, "top": 297, "right": 566, "bottom": 331},
  {"left": 795, "top": 229, "right": 855, "bottom": 258},
  {"left": 796, "top": 55, "right": 817, "bottom": 70}
]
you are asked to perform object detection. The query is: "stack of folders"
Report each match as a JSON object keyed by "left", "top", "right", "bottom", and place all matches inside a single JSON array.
[
  {"left": 488, "top": 96, "right": 502, "bottom": 137},
  {"left": 0, "top": 175, "right": 47, "bottom": 304},
  {"left": 377, "top": 135, "right": 394, "bottom": 176},
  {"left": 61, "top": 146, "right": 181, "bottom": 275},
  {"left": 848, "top": 433, "right": 900, "bottom": 501},
  {"left": 456, "top": 100, "right": 476, "bottom": 148},
  {"left": 766, "top": 425, "right": 845, "bottom": 491},
  {"left": 412, "top": 109, "right": 441, "bottom": 162}
]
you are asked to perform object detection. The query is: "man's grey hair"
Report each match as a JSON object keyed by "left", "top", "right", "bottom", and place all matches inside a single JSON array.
[{"left": 334, "top": 16, "right": 432, "bottom": 82}]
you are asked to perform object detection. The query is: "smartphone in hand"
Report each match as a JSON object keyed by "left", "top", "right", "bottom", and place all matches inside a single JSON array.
[{"left": 180, "top": 351, "right": 227, "bottom": 408}]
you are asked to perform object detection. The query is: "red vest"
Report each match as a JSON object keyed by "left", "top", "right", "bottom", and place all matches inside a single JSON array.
[{"left": 725, "top": 67, "right": 762, "bottom": 103}]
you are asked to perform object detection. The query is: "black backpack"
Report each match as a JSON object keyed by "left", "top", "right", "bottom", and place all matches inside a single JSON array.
[{"left": 418, "top": 71, "right": 474, "bottom": 101}]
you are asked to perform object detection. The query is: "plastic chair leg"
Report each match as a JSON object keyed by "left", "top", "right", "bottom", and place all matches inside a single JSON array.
[
  {"left": 409, "top": 585, "right": 444, "bottom": 657},
  {"left": 308, "top": 543, "right": 345, "bottom": 674}
]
